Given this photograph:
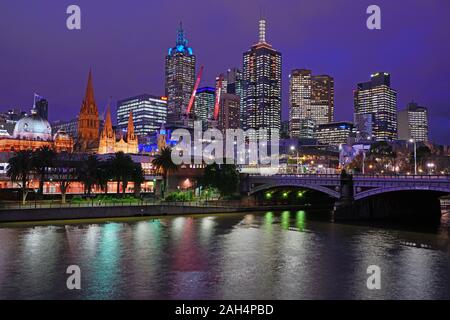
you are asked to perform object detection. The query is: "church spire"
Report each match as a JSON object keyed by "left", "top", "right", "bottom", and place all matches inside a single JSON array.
[
  {"left": 84, "top": 69, "right": 95, "bottom": 107},
  {"left": 127, "top": 111, "right": 136, "bottom": 141},
  {"left": 102, "top": 104, "right": 113, "bottom": 138}
]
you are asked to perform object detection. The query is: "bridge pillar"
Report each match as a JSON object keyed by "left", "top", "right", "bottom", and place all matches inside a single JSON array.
[{"left": 333, "top": 171, "right": 358, "bottom": 221}]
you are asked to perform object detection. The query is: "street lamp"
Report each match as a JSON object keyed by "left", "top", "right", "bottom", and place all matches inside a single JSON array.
[
  {"left": 290, "top": 145, "right": 299, "bottom": 174},
  {"left": 427, "top": 162, "right": 435, "bottom": 175},
  {"left": 409, "top": 139, "right": 417, "bottom": 175}
]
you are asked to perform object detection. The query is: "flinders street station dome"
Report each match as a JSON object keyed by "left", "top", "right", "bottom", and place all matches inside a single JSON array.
[{"left": 13, "top": 109, "right": 52, "bottom": 141}]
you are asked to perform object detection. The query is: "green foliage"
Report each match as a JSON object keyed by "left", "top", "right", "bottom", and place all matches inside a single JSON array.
[
  {"left": 165, "top": 190, "right": 194, "bottom": 202},
  {"left": 201, "top": 163, "right": 239, "bottom": 197}
]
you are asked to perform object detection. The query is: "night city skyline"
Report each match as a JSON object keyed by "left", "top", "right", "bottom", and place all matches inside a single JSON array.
[{"left": 1, "top": 0, "right": 450, "bottom": 144}]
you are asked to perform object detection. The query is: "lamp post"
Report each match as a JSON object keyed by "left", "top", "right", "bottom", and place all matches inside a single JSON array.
[
  {"left": 409, "top": 139, "right": 417, "bottom": 175},
  {"left": 427, "top": 162, "right": 435, "bottom": 175},
  {"left": 290, "top": 145, "right": 299, "bottom": 174}
]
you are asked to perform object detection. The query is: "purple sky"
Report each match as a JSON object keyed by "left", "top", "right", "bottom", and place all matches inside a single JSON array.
[{"left": 1, "top": 0, "right": 450, "bottom": 144}]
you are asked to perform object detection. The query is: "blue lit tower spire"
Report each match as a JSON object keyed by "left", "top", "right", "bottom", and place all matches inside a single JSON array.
[{"left": 168, "top": 22, "right": 193, "bottom": 56}]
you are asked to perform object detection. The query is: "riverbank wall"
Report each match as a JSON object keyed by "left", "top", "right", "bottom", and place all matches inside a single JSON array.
[{"left": 0, "top": 204, "right": 312, "bottom": 223}]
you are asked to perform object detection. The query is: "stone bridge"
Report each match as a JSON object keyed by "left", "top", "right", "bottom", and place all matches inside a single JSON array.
[
  {"left": 242, "top": 174, "right": 450, "bottom": 221},
  {"left": 244, "top": 174, "right": 450, "bottom": 200}
]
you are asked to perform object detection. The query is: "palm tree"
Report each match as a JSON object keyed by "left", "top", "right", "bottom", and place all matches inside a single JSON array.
[
  {"left": 152, "top": 147, "right": 178, "bottom": 198},
  {"left": 78, "top": 154, "right": 100, "bottom": 196},
  {"left": 7, "top": 150, "right": 34, "bottom": 204},
  {"left": 32, "top": 146, "right": 56, "bottom": 198}
]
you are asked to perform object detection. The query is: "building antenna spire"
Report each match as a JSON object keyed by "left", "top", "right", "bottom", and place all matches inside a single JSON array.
[{"left": 259, "top": 9, "right": 266, "bottom": 43}]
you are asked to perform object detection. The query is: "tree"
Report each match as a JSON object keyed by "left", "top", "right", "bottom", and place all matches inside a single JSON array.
[
  {"left": 7, "top": 150, "right": 34, "bottom": 204},
  {"left": 97, "top": 160, "right": 112, "bottom": 194},
  {"left": 131, "top": 162, "right": 145, "bottom": 198},
  {"left": 51, "top": 154, "right": 78, "bottom": 204},
  {"left": 32, "top": 146, "right": 56, "bottom": 198},
  {"left": 109, "top": 152, "right": 134, "bottom": 195},
  {"left": 368, "top": 141, "right": 396, "bottom": 172},
  {"left": 152, "top": 147, "right": 178, "bottom": 198},
  {"left": 201, "top": 163, "right": 239, "bottom": 198},
  {"left": 415, "top": 146, "right": 432, "bottom": 168},
  {"left": 78, "top": 154, "right": 100, "bottom": 196}
]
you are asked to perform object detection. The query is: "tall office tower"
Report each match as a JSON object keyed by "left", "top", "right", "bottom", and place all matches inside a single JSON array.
[
  {"left": 117, "top": 95, "right": 167, "bottom": 137},
  {"left": 218, "top": 93, "right": 240, "bottom": 132},
  {"left": 226, "top": 68, "right": 244, "bottom": 127},
  {"left": 398, "top": 101, "right": 428, "bottom": 142},
  {"left": 165, "top": 23, "right": 196, "bottom": 127},
  {"left": 77, "top": 70, "right": 100, "bottom": 151},
  {"left": 194, "top": 87, "right": 215, "bottom": 129},
  {"left": 354, "top": 72, "right": 398, "bottom": 141},
  {"left": 311, "top": 75, "right": 334, "bottom": 124},
  {"left": 243, "top": 17, "right": 282, "bottom": 137},
  {"left": 35, "top": 96, "right": 48, "bottom": 120},
  {"left": 289, "top": 69, "right": 334, "bottom": 138},
  {"left": 215, "top": 74, "right": 228, "bottom": 94}
]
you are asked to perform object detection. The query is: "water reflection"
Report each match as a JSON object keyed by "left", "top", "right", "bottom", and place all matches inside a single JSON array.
[{"left": 0, "top": 211, "right": 449, "bottom": 299}]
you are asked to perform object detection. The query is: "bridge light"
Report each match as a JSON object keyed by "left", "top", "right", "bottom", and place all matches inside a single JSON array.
[
  {"left": 282, "top": 191, "right": 289, "bottom": 198},
  {"left": 297, "top": 191, "right": 304, "bottom": 198},
  {"left": 265, "top": 192, "right": 272, "bottom": 199}
]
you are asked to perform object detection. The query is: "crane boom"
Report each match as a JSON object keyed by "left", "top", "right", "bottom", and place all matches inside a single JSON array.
[
  {"left": 186, "top": 65, "right": 204, "bottom": 115},
  {"left": 213, "top": 75, "right": 223, "bottom": 121}
]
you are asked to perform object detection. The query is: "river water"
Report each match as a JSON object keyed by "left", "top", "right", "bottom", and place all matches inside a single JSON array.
[{"left": 0, "top": 211, "right": 449, "bottom": 299}]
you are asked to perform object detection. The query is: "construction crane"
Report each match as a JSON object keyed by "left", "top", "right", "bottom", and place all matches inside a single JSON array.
[
  {"left": 213, "top": 74, "right": 223, "bottom": 121},
  {"left": 185, "top": 65, "right": 204, "bottom": 116}
]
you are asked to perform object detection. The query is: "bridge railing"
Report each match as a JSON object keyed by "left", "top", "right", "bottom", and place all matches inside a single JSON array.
[{"left": 247, "top": 173, "right": 450, "bottom": 180}]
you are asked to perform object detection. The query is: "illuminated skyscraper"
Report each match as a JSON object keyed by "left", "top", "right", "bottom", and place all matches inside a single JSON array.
[
  {"left": 194, "top": 87, "right": 215, "bottom": 129},
  {"left": 354, "top": 72, "right": 397, "bottom": 141},
  {"left": 243, "top": 17, "right": 282, "bottom": 136},
  {"left": 218, "top": 93, "right": 240, "bottom": 133},
  {"left": 398, "top": 101, "right": 428, "bottom": 142},
  {"left": 289, "top": 69, "right": 334, "bottom": 138},
  {"left": 117, "top": 95, "right": 167, "bottom": 137},
  {"left": 226, "top": 68, "right": 244, "bottom": 127},
  {"left": 165, "top": 23, "right": 196, "bottom": 127}
]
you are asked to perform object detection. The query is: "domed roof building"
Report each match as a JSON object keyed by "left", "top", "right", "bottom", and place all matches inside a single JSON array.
[
  {"left": 0, "top": 108, "right": 74, "bottom": 153},
  {"left": 12, "top": 110, "right": 52, "bottom": 141}
]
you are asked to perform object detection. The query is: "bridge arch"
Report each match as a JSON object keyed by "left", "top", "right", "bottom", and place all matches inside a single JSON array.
[
  {"left": 354, "top": 186, "right": 450, "bottom": 200},
  {"left": 249, "top": 182, "right": 340, "bottom": 199}
]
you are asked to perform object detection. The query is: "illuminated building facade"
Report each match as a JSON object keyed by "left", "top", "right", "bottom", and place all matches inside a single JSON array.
[
  {"left": 0, "top": 108, "right": 73, "bottom": 152},
  {"left": 316, "top": 121, "right": 354, "bottom": 146},
  {"left": 117, "top": 94, "right": 167, "bottom": 137},
  {"left": 194, "top": 87, "right": 215, "bottom": 129},
  {"left": 98, "top": 106, "right": 138, "bottom": 154},
  {"left": 218, "top": 93, "right": 240, "bottom": 132},
  {"left": 226, "top": 68, "right": 244, "bottom": 127},
  {"left": 243, "top": 18, "right": 282, "bottom": 136},
  {"left": 289, "top": 69, "right": 334, "bottom": 138},
  {"left": 398, "top": 101, "right": 428, "bottom": 142},
  {"left": 354, "top": 72, "right": 397, "bottom": 141},
  {"left": 165, "top": 23, "right": 196, "bottom": 127}
]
